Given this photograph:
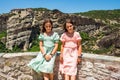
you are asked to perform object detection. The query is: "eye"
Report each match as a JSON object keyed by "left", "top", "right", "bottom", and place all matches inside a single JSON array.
[{"left": 70, "top": 25, "right": 73, "bottom": 27}]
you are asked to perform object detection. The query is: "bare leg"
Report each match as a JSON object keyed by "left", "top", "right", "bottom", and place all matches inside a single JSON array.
[
  {"left": 50, "top": 73, "right": 54, "bottom": 80},
  {"left": 43, "top": 73, "right": 49, "bottom": 80},
  {"left": 65, "top": 74, "right": 70, "bottom": 80},
  {"left": 70, "top": 75, "right": 76, "bottom": 80}
]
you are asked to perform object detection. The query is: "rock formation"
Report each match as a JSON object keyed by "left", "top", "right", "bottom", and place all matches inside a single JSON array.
[
  {"left": 0, "top": 8, "right": 119, "bottom": 56},
  {"left": 5, "top": 8, "right": 100, "bottom": 51}
]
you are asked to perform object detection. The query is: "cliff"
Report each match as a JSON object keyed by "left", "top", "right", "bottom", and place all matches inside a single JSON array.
[{"left": 0, "top": 8, "right": 120, "bottom": 56}]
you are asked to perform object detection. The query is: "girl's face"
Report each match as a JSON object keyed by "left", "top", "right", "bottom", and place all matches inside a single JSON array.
[
  {"left": 44, "top": 22, "right": 52, "bottom": 33},
  {"left": 66, "top": 23, "right": 74, "bottom": 33}
]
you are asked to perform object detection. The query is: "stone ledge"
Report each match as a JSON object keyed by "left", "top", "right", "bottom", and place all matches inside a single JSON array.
[
  {"left": 0, "top": 52, "right": 120, "bottom": 80},
  {"left": 1, "top": 52, "right": 120, "bottom": 62},
  {"left": 83, "top": 53, "right": 120, "bottom": 62},
  {"left": 1, "top": 52, "right": 38, "bottom": 58}
]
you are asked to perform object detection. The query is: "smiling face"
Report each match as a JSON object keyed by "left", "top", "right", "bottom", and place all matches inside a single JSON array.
[
  {"left": 44, "top": 22, "right": 52, "bottom": 33},
  {"left": 66, "top": 22, "right": 74, "bottom": 33}
]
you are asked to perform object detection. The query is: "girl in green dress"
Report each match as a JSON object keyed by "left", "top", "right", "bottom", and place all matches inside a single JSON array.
[{"left": 28, "top": 19, "right": 59, "bottom": 80}]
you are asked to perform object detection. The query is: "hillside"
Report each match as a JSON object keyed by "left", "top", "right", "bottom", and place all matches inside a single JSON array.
[
  {"left": 75, "top": 9, "right": 120, "bottom": 24},
  {"left": 75, "top": 9, "right": 120, "bottom": 56},
  {"left": 0, "top": 8, "right": 120, "bottom": 56}
]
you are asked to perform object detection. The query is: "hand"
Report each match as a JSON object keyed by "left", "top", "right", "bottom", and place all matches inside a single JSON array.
[
  {"left": 60, "top": 54, "right": 63, "bottom": 63},
  {"left": 44, "top": 55, "right": 52, "bottom": 61},
  {"left": 77, "top": 58, "right": 81, "bottom": 65}
]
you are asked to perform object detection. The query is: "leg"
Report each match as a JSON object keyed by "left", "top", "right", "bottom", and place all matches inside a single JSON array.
[
  {"left": 65, "top": 74, "right": 70, "bottom": 80},
  {"left": 49, "top": 73, "right": 54, "bottom": 80},
  {"left": 70, "top": 75, "right": 76, "bottom": 80},
  {"left": 43, "top": 73, "right": 49, "bottom": 80}
]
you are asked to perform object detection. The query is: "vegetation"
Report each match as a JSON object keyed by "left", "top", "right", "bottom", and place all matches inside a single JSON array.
[
  {"left": 0, "top": 42, "right": 12, "bottom": 53},
  {"left": 80, "top": 32, "right": 90, "bottom": 42},
  {"left": 74, "top": 9, "right": 120, "bottom": 56},
  {"left": 75, "top": 9, "right": 120, "bottom": 22},
  {"left": 0, "top": 42, "right": 7, "bottom": 52},
  {"left": 9, "top": 13, "right": 16, "bottom": 17},
  {"left": 28, "top": 39, "right": 40, "bottom": 52},
  {"left": 32, "top": 8, "right": 50, "bottom": 11},
  {"left": 0, "top": 31, "right": 7, "bottom": 39},
  {"left": 28, "top": 39, "right": 62, "bottom": 52}
]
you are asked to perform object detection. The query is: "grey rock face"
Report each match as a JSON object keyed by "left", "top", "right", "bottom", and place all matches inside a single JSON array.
[{"left": 4, "top": 8, "right": 100, "bottom": 51}]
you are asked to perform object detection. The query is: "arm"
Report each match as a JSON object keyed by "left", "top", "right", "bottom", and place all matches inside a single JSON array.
[
  {"left": 77, "top": 39, "right": 82, "bottom": 64},
  {"left": 60, "top": 42, "right": 65, "bottom": 56},
  {"left": 45, "top": 42, "right": 58, "bottom": 61},
  {"left": 77, "top": 39, "right": 82, "bottom": 56},
  {"left": 50, "top": 33, "right": 59, "bottom": 57},
  {"left": 39, "top": 41, "right": 46, "bottom": 56},
  {"left": 59, "top": 41, "right": 65, "bottom": 63},
  {"left": 50, "top": 42, "right": 59, "bottom": 56}
]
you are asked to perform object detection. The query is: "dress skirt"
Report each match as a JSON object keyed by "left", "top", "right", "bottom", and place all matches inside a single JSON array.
[{"left": 28, "top": 47, "right": 56, "bottom": 73}]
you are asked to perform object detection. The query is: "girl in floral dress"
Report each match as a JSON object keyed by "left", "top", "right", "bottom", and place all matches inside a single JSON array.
[
  {"left": 28, "top": 19, "right": 59, "bottom": 80},
  {"left": 59, "top": 19, "right": 82, "bottom": 80}
]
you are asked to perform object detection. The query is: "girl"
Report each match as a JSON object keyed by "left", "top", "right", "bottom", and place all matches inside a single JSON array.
[
  {"left": 28, "top": 19, "right": 59, "bottom": 80},
  {"left": 59, "top": 19, "right": 82, "bottom": 80}
]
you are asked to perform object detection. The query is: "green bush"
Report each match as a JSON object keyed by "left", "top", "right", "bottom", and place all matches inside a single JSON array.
[
  {"left": 0, "top": 42, "right": 8, "bottom": 53},
  {"left": 28, "top": 39, "right": 39, "bottom": 52},
  {"left": 80, "top": 32, "right": 90, "bottom": 42},
  {"left": 0, "top": 31, "right": 7, "bottom": 39},
  {"left": 32, "top": 8, "right": 50, "bottom": 11},
  {"left": 12, "top": 45, "right": 21, "bottom": 52},
  {"left": 28, "top": 45, "right": 40, "bottom": 52}
]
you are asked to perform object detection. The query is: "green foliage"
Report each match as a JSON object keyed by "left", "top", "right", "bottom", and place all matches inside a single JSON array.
[
  {"left": 92, "top": 48, "right": 110, "bottom": 54},
  {"left": 0, "top": 31, "right": 7, "bottom": 39},
  {"left": 28, "top": 39, "right": 61, "bottom": 52},
  {"left": 79, "top": 32, "right": 90, "bottom": 42},
  {"left": 110, "top": 24, "right": 120, "bottom": 30},
  {"left": 0, "top": 42, "right": 11, "bottom": 53},
  {"left": 12, "top": 45, "right": 21, "bottom": 52},
  {"left": 32, "top": 8, "right": 50, "bottom": 11},
  {"left": 82, "top": 45, "right": 111, "bottom": 54},
  {"left": 75, "top": 9, "right": 120, "bottom": 22},
  {"left": 28, "top": 45, "right": 40, "bottom": 52},
  {"left": 9, "top": 13, "right": 16, "bottom": 17},
  {"left": 0, "top": 42, "right": 6, "bottom": 52},
  {"left": 28, "top": 39, "right": 40, "bottom": 52}
]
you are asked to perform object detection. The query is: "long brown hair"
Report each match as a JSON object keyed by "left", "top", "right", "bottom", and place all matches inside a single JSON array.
[
  {"left": 63, "top": 18, "right": 75, "bottom": 32},
  {"left": 41, "top": 18, "right": 53, "bottom": 33}
]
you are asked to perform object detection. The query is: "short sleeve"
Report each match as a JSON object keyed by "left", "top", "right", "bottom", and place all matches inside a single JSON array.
[
  {"left": 76, "top": 32, "right": 82, "bottom": 40},
  {"left": 60, "top": 33, "right": 66, "bottom": 42},
  {"left": 54, "top": 32, "right": 60, "bottom": 43},
  {"left": 38, "top": 33, "right": 44, "bottom": 41}
]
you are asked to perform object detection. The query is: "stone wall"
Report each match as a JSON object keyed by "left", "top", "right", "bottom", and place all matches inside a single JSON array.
[{"left": 0, "top": 52, "right": 120, "bottom": 80}]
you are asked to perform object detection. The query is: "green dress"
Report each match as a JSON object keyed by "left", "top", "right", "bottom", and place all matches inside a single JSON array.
[{"left": 28, "top": 32, "right": 59, "bottom": 73}]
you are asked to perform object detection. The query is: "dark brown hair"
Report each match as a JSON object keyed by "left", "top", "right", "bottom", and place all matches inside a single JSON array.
[
  {"left": 41, "top": 18, "right": 53, "bottom": 33},
  {"left": 63, "top": 18, "right": 75, "bottom": 32}
]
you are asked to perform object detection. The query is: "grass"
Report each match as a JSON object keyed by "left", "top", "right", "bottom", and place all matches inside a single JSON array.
[{"left": 28, "top": 45, "right": 40, "bottom": 52}]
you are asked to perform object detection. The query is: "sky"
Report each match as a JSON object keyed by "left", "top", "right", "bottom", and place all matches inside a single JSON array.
[{"left": 0, "top": 0, "right": 120, "bottom": 14}]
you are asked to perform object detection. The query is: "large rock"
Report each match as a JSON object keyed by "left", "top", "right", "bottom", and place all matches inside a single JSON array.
[{"left": 5, "top": 8, "right": 100, "bottom": 51}]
